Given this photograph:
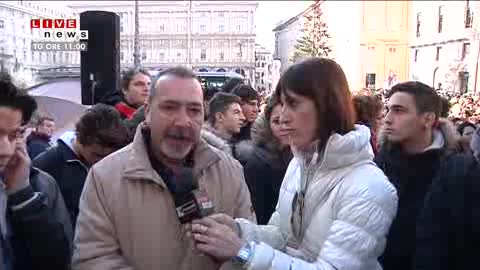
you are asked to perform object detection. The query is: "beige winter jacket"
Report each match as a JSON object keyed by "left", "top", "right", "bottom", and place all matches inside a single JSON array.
[{"left": 72, "top": 126, "right": 255, "bottom": 270}]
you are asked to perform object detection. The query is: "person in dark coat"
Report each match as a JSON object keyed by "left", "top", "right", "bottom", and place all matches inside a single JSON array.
[
  {"left": 102, "top": 68, "right": 151, "bottom": 120},
  {"left": 8, "top": 168, "right": 73, "bottom": 270},
  {"left": 231, "top": 84, "right": 260, "bottom": 142},
  {"left": 375, "top": 81, "right": 469, "bottom": 270},
  {"left": 456, "top": 121, "right": 477, "bottom": 155},
  {"left": 414, "top": 154, "right": 480, "bottom": 270},
  {"left": 471, "top": 127, "right": 480, "bottom": 162},
  {"left": 33, "top": 104, "right": 131, "bottom": 227},
  {"left": 239, "top": 97, "right": 292, "bottom": 225},
  {"left": 0, "top": 73, "right": 72, "bottom": 270},
  {"left": 26, "top": 116, "right": 55, "bottom": 159},
  {"left": 202, "top": 92, "right": 247, "bottom": 164}
]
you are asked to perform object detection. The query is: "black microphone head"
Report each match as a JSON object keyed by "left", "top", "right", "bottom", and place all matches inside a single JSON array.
[
  {"left": 173, "top": 167, "right": 202, "bottom": 223},
  {"left": 172, "top": 167, "right": 215, "bottom": 223},
  {"left": 175, "top": 167, "right": 197, "bottom": 195}
]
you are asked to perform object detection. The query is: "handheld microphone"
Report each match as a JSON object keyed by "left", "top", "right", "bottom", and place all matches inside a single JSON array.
[{"left": 174, "top": 167, "right": 214, "bottom": 224}]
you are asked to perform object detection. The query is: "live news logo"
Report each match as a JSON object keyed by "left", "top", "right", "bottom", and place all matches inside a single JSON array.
[
  {"left": 30, "top": 19, "right": 88, "bottom": 41},
  {"left": 30, "top": 19, "right": 77, "bottom": 29}
]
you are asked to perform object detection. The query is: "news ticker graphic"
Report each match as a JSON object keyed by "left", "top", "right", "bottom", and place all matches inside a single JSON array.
[{"left": 31, "top": 41, "right": 88, "bottom": 52}]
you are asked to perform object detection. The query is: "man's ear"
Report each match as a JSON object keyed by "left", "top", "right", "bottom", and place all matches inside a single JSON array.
[
  {"left": 423, "top": 112, "right": 437, "bottom": 129},
  {"left": 215, "top": 112, "right": 224, "bottom": 125}
]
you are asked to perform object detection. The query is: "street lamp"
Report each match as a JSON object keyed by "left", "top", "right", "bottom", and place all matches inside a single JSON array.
[
  {"left": 133, "top": 0, "right": 141, "bottom": 68},
  {"left": 185, "top": 0, "right": 199, "bottom": 68},
  {"left": 186, "top": 0, "right": 193, "bottom": 68}
]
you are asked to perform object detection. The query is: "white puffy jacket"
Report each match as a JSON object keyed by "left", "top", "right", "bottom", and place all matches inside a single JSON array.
[{"left": 236, "top": 125, "right": 398, "bottom": 270}]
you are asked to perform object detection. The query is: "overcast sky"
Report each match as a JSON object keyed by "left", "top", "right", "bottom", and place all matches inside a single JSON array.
[
  {"left": 36, "top": 0, "right": 313, "bottom": 53},
  {"left": 255, "top": 1, "right": 314, "bottom": 52}
]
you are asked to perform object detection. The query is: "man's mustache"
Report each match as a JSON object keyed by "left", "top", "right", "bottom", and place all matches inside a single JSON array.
[{"left": 166, "top": 129, "right": 195, "bottom": 141}]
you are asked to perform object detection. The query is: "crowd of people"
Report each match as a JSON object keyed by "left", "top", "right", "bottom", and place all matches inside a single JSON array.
[
  {"left": 356, "top": 87, "right": 480, "bottom": 159},
  {"left": 360, "top": 87, "right": 480, "bottom": 123},
  {"left": 444, "top": 93, "right": 480, "bottom": 125},
  {"left": 0, "top": 57, "right": 479, "bottom": 270}
]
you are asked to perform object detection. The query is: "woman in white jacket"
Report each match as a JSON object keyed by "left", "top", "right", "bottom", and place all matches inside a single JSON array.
[{"left": 191, "top": 57, "right": 398, "bottom": 270}]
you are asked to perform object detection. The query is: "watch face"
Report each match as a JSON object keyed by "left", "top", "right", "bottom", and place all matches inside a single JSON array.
[
  {"left": 233, "top": 243, "right": 252, "bottom": 265},
  {"left": 238, "top": 248, "right": 250, "bottom": 261}
]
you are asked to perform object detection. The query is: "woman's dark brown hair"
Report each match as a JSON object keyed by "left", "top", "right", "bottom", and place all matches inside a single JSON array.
[
  {"left": 353, "top": 94, "right": 383, "bottom": 131},
  {"left": 274, "top": 57, "right": 356, "bottom": 151}
]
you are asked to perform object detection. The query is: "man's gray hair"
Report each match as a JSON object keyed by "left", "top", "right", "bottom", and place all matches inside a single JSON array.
[{"left": 149, "top": 66, "right": 198, "bottom": 100}]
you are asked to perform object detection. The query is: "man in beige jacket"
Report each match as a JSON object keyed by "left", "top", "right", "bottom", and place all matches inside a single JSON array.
[{"left": 72, "top": 66, "right": 255, "bottom": 270}]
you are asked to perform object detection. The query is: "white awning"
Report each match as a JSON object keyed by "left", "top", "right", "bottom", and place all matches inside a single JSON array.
[{"left": 33, "top": 95, "right": 88, "bottom": 141}]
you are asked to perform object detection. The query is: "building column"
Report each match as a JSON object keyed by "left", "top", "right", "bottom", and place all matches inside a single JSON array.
[
  {"left": 129, "top": 11, "right": 133, "bottom": 34},
  {"left": 151, "top": 39, "right": 154, "bottom": 65},
  {"left": 210, "top": 11, "right": 214, "bottom": 33},
  {"left": 248, "top": 40, "right": 252, "bottom": 64},
  {"left": 229, "top": 38, "right": 232, "bottom": 62},
  {"left": 169, "top": 11, "right": 172, "bottom": 35},
  {"left": 248, "top": 11, "right": 253, "bottom": 34},
  {"left": 250, "top": 68, "right": 254, "bottom": 85},
  {"left": 169, "top": 11, "right": 173, "bottom": 63},
  {"left": 169, "top": 39, "right": 172, "bottom": 63},
  {"left": 209, "top": 39, "right": 213, "bottom": 63}
]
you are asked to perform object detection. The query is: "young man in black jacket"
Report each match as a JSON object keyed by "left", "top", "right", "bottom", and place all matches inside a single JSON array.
[
  {"left": 231, "top": 85, "right": 259, "bottom": 142},
  {"left": 375, "top": 81, "right": 474, "bottom": 270},
  {"left": 0, "top": 73, "right": 72, "bottom": 270},
  {"left": 33, "top": 104, "right": 131, "bottom": 227},
  {"left": 203, "top": 92, "right": 248, "bottom": 164}
]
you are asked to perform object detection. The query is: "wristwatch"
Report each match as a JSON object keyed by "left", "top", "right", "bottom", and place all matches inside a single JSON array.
[{"left": 232, "top": 241, "right": 255, "bottom": 268}]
